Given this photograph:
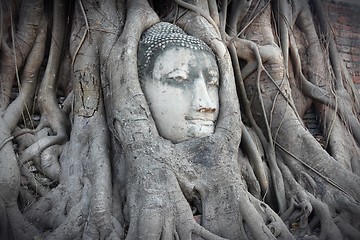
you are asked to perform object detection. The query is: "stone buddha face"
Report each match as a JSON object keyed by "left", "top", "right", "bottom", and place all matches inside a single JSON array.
[{"left": 138, "top": 23, "right": 219, "bottom": 143}]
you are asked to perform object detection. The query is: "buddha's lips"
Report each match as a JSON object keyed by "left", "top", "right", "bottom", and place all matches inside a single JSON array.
[{"left": 184, "top": 116, "right": 216, "bottom": 123}]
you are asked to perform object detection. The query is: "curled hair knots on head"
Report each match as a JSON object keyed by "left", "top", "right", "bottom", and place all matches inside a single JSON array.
[{"left": 138, "top": 22, "right": 215, "bottom": 78}]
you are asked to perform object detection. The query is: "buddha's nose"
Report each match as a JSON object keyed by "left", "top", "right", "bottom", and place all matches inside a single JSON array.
[{"left": 193, "top": 78, "right": 217, "bottom": 113}]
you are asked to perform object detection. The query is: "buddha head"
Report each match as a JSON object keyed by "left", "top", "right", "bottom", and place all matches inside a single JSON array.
[{"left": 138, "top": 22, "right": 219, "bottom": 143}]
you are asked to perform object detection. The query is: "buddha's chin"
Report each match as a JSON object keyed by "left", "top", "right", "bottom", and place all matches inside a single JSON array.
[{"left": 164, "top": 121, "right": 215, "bottom": 143}]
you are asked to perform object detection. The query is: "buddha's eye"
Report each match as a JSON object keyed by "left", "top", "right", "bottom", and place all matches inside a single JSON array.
[
  {"left": 207, "top": 70, "right": 219, "bottom": 87},
  {"left": 165, "top": 69, "right": 189, "bottom": 83},
  {"left": 170, "top": 75, "right": 187, "bottom": 82},
  {"left": 208, "top": 79, "right": 219, "bottom": 87}
]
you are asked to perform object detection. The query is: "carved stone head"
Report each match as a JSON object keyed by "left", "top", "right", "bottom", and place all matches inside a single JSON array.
[{"left": 138, "top": 22, "right": 219, "bottom": 143}]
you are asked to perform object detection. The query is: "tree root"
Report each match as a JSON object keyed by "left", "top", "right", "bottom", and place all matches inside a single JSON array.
[
  {"left": 124, "top": 157, "right": 224, "bottom": 240},
  {"left": 175, "top": 0, "right": 220, "bottom": 37},
  {"left": 307, "top": 194, "right": 342, "bottom": 240},
  {"left": 241, "top": 126, "right": 269, "bottom": 197},
  {"left": 14, "top": 0, "right": 69, "bottom": 184},
  {"left": 6, "top": 205, "right": 40, "bottom": 240},
  {"left": 226, "top": 0, "right": 253, "bottom": 36},
  {"left": 3, "top": 15, "right": 47, "bottom": 129},
  {"left": 277, "top": 138, "right": 360, "bottom": 238},
  {"left": 0, "top": 0, "right": 43, "bottom": 111},
  {"left": 230, "top": 24, "right": 286, "bottom": 213},
  {"left": 40, "top": 145, "right": 61, "bottom": 181},
  {"left": 42, "top": 178, "right": 91, "bottom": 240},
  {"left": 18, "top": 134, "right": 66, "bottom": 166},
  {"left": 291, "top": 0, "right": 360, "bottom": 145},
  {"left": 334, "top": 216, "right": 360, "bottom": 240}
]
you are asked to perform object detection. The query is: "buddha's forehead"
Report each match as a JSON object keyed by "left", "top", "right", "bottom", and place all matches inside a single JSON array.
[
  {"left": 151, "top": 47, "right": 217, "bottom": 78},
  {"left": 153, "top": 47, "right": 192, "bottom": 74}
]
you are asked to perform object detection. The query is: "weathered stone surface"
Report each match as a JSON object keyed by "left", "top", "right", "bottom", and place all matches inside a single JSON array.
[{"left": 326, "top": 0, "right": 360, "bottom": 87}]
